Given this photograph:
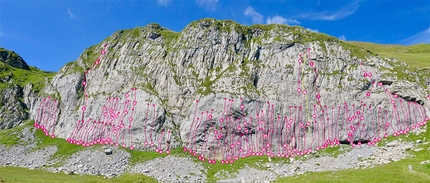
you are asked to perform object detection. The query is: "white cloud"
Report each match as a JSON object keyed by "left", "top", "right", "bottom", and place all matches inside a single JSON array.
[
  {"left": 67, "top": 8, "right": 77, "bottom": 20},
  {"left": 196, "top": 0, "right": 219, "bottom": 11},
  {"left": 401, "top": 27, "right": 430, "bottom": 45},
  {"left": 339, "top": 35, "right": 346, "bottom": 41},
  {"left": 106, "top": 3, "right": 112, "bottom": 11},
  {"left": 157, "top": 0, "right": 171, "bottom": 6},
  {"left": 266, "top": 15, "right": 300, "bottom": 25},
  {"left": 306, "top": 28, "right": 319, "bottom": 33},
  {"left": 299, "top": 1, "right": 360, "bottom": 21},
  {"left": 244, "top": 6, "right": 263, "bottom": 24}
]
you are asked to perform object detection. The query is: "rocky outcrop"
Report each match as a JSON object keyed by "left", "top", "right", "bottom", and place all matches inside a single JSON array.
[
  {"left": 9, "top": 19, "right": 430, "bottom": 155},
  {"left": 0, "top": 85, "right": 28, "bottom": 129},
  {"left": 0, "top": 46, "right": 54, "bottom": 129},
  {"left": 0, "top": 47, "right": 30, "bottom": 70}
]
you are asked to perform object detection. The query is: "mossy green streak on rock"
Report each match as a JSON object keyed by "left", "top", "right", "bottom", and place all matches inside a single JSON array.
[
  {"left": 196, "top": 64, "right": 237, "bottom": 96},
  {"left": 143, "top": 82, "right": 159, "bottom": 96},
  {"left": 62, "top": 61, "right": 84, "bottom": 75},
  {"left": 159, "top": 30, "right": 181, "bottom": 44},
  {"left": 81, "top": 44, "right": 101, "bottom": 68}
]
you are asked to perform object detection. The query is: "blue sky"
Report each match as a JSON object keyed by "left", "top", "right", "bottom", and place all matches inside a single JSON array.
[{"left": 0, "top": 0, "right": 429, "bottom": 72}]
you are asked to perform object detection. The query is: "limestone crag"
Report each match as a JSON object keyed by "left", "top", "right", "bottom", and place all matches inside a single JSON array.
[
  {"left": 18, "top": 19, "right": 430, "bottom": 153},
  {"left": 0, "top": 85, "right": 28, "bottom": 129}
]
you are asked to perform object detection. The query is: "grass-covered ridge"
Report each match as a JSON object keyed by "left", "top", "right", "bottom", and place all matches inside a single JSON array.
[
  {"left": 0, "top": 59, "right": 56, "bottom": 91},
  {"left": 348, "top": 42, "right": 430, "bottom": 68},
  {"left": 0, "top": 47, "right": 30, "bottom": 70}
]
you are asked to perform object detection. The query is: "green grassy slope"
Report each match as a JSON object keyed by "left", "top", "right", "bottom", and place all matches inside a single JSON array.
[
  {"left": 0, "top": 61, "right": 56, "bottom": 91},
  {"left": 346, "top": 42, "right": 430, "bottom": 68},
  {"left": 0, "top": 166, "right": 157, "bottom": 183}
]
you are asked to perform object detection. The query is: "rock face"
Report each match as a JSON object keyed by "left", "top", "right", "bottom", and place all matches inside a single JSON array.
[
  {"left": 0, "top": 47, "right": 50, "bottom": 129},
  {"left": 0, "top": 85, "right": 28, "bottom": 129},
  {"left": 6, "top": 19, "right": 430, "bottom": 156},
  {"left": 0, "top": 47, "right": 31, "bottom": 129},
  {"left": 0, "top": 47, "right": 30, "bottom": 70}
]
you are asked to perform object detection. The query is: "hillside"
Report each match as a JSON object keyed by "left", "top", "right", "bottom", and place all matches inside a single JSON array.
[
  {"left": 347, "top": 42, "right": 430, "bottom": 68},
  {"left": 0, "top": 47, "right": 55, "bottom": 129}
]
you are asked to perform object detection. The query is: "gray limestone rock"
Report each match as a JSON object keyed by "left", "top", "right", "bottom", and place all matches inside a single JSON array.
[{"left": 2, "top": 19, "right": 428, "bottom": 155}]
